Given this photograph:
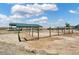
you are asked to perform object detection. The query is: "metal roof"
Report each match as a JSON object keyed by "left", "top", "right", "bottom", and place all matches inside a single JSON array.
[{"left": 9, "top": 23, "right": 42, "bottom": 28}]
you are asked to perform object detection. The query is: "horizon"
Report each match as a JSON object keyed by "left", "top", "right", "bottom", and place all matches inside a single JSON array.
[{"left": 0, "top": 3, "right": 79, "bottom": 27}]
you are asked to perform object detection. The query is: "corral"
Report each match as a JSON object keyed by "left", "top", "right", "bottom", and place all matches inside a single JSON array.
[
  {"left": 9, "top": 23, "right": 75, "bottom": 42},
  {"left": 0, "top": 23, "right": 78, "bottom": 54}
]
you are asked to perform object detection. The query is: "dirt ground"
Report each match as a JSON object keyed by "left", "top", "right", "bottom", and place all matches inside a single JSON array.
[{"left": 0, "top": 30, "right": 79, "bottom": 55}]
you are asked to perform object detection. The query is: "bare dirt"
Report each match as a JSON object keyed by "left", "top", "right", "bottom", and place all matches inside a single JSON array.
[{"left": 0, "top": 30, "right": 79, "bottom": 55}]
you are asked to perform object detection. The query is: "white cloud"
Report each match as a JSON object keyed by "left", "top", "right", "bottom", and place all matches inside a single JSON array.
[
  {"left": 40, "top": 4, "right": 58, "bottom": 11},
  {"left": 0, "top": 14, "right": 8, "bottom": 19},
  {"left": 11, "top": 4, "right": 43, "bottom": 16},
  {"left": 0, "top": 4, "right": 58, "bottom": 27},
  {"left": 32, "top": 16, "right": 48, "bottom": 23},
  {"left": 11, "top": 3, "right": 58, "bottom": 18},
  {"left": 0, "top": 14, "right": 10, "bottom": 27},
  {"left": 30, "top": 3, "right": 58, "bottom": 11},
  {"left": 9, "top": 14, "right": 24, "bottom": 19},
  {"left": 54, "top": 19, "right": 65, "bottom": 27},
  {"left": 69, "top": 10, "right": 77, "bottom": 14},
  {"left": 0, "top": 14, "right": 26, "bottom": 27}
]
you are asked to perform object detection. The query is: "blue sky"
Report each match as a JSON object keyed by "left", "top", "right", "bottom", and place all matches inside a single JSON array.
[{"left": 0, "top": 3, "right": 79, "bottom": 27}]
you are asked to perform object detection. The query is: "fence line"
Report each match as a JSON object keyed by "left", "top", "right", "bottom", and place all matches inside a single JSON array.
[{"left": 15, "top": 27, "right": 75, "bottom": 41}]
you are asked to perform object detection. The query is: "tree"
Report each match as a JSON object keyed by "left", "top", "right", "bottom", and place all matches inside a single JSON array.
[{"left": 65, "top": 23, "right": 70, "bottom": 27}]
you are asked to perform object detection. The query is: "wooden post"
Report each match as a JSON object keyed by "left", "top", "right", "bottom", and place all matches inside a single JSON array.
[
  {"left": 61, "top": 28, "right": 63, "bottom": 35},
  {"left": 62, "top": 28, "right": 64, "bottom": 33},
  {"left": 18, "top": 30, "right": 21, "bottom": 42},
  {"left": 9, "top": 26, "right": 12, "bottom": 30},
  {"left": 32, "top": 28, "right": 33, "bottom": 37},
  {"left": 69, "top": 27, "right": 71, "bottom": 34},
  {"left": 71, "top": 27, "right": 73, "bottom": 34},
  {"left": 29, "top": 28, "right": 30, "bottom": 35},
  {"left": 62, "top": 28, "right": 63, "bottom": 33},
  {"left": 37, "top": 27, "right": 39, "bottom": 39},
  {"left": 49, "top": 27, "right": 51, "bottom": 37},
  {"left": 64, "top": 27, "right": 65, "bottom": 34},
  {"left": 57, "top": 27, "right": 59, "bottom": 36}
]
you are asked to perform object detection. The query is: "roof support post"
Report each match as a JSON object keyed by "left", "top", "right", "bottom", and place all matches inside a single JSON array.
[{"left": 9, "top": 26, "right": 12, "bottom": 30}]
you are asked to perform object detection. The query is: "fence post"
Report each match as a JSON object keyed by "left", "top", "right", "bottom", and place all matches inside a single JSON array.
[
  {"left": 37, "top": 27, "right": 39, "bottom": 39},
  {"left": 69, "top": 27, "right": 71, "bottom": 34},
  {"left": 17, "top": 30, "right": 21, "bottom": 42},
  {"left": 32, "top": 28, "right": 33, "bottom": 37},
  {"left": 57, "top": 27, "right": 59, "bottom": 36},
  {"left": 71, "top": 27, "right": 73, "bottom": 34},
  {"left": 62, "top": 28, "right": 63, "bottom": 33},
  {"left": 29, "top": 28, "right": 30, "bottom": 35},
  {"left": 64, "top": 27, "right": 65, "bottom": 34},
  {"left": 49, "top": 27, "right": 51, "bottom": 37}
]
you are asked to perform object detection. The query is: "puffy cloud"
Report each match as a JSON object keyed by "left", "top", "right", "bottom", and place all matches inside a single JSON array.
[
  {"left": 0, "top": 14, "right": 26, "bottom": 27},
  {"left": 54, "top": 19, "right": 65, "bottom": 27},
  {"left": 32, "top": 16, "right": 48, "bottom": 23},
  {"left": 39, "top": 4, "right": 58, "bottom": 11},
  {"left": 0, "top": 14, "right": 8, "bottom": 19},
  {"left": 12, "top": 4, "right": 42, "bottom": 14},
  {"left": 0, "top": 14, "right": 10, "bottom": 27},
  {"left": 9, "top": 14, "right": 24, "bottom": 19},
  {"left": 11, "top": 3, "right": 58, "bottom": 18},
  {"left": 30, "top": 3, "right": 58, "bottom": 11},
  {"left": 0, "top": 14, "right": 24, "bottom": 21},
  {"left": 0, "top": 4, "right": 58, "bottom": 26},
  {"left": 69, "top": 10, "right": 77, "bottom": 14},
  {"left": 11, "top": 4, "right": 43, "bottom": 16}
]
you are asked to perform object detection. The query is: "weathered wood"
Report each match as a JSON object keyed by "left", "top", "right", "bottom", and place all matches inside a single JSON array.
[
  {"left": 69, "top": 27, "right": 71, "bottom": 34},
  {"left": 32, "top": 28, "right": 33, "bottom": 37},
  {"left": 57, "top": 27, "right": 59, "bottom": 36},
  {"left": 71, "top": 27, "right": 74, "bottom": 34},
  {"left": 18, "top": 31, "right": 21, "bottom": 42},
  {"left": 64, "top": 27, "right": 65, "bottom": 34},
  {"left": 29, "top": 28, "right": 30, "bottom": 35},
  {"left": 49, "top": 27, "right": 51, "bottom": 37},
  {"left": 37, "top": 27, "right": 39, "bottom": 39},
  {"left": 62, "top": 28, "right": 64, "bottom": 33}
]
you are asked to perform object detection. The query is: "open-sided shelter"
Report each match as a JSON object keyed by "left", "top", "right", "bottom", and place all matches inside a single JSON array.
[{"left": 9, "top": 23, "right": 42, "bottom": 42}]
